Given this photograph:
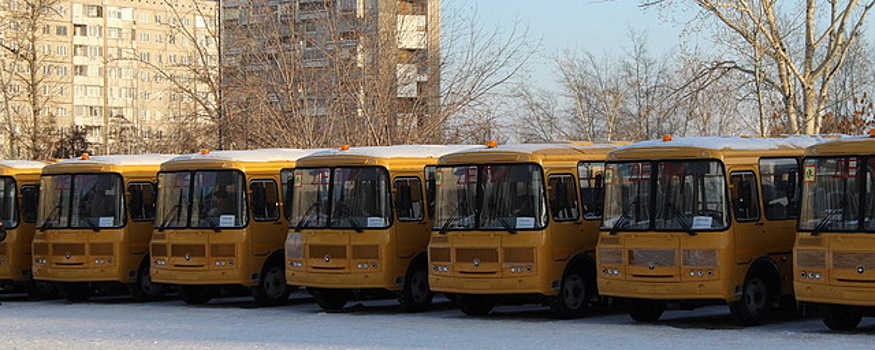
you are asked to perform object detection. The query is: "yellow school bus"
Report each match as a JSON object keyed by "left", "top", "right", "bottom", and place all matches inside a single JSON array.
[
  {"left": 32, "top": 154, "right": 176, "bottom": 301},
  {"left": 428, "top": 142, "right": 626, "bottom": 318},
  {"left": 150, "top": 149, "right": 317, "bottom": 306},
  {"left": 286, "top": 145, "right": 478, "bottom": 312},
  {"left": 597, "top": 136, "right": 827, "bottom": 326},
  {"left": 794, "top": 134, "right": 875, "bottom": 330},
  {"left": 0, "top": 161, "right": 54, "bottom": 298}
]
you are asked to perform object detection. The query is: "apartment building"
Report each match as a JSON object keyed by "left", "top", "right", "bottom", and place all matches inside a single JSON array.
[{"left": 0, "top": 0, "right": 217, "bottom": 156}]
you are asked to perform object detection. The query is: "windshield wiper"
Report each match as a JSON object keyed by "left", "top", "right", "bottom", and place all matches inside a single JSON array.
[
  {"left": 157, "top": 203, "right": 183, "bottom": 232},
  {"left": 83, "top": 217, "right": 100, "bottom": 232},
  {"left": 485, "top": 200, "right": 516, "bottom": 234},
  {"left": 666, "top": 202, "right": 697, "bottom": 236},
  {"left": 438, "top": 205, "right": 462, "bottom": 235},
  {"left": 811, "top": 199, "right": 847, "bottom": 237},
  {"left": 202, "top": 215, "right": 221, "bottom": 232},
  {"left": 334, "top": 202, "right": 363, "bottom": 233},
  {"left": 610, "top": 200, "right": 638, "bottom": 236},
  {"left": 38, "top": 203, "right": 64, "bottom": 231},
  {"left": 294, "top": 202, "right": 320, "bottom": 232}
]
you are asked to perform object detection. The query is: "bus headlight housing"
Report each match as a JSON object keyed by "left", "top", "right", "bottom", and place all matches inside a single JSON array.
[{"left": 285, "top": 232, "right": 304, "bottom": 259}]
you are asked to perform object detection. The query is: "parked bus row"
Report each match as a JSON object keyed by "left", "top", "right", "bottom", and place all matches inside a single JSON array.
[{"left": 0, "top": 134, "right": 872, "bottom": 331}]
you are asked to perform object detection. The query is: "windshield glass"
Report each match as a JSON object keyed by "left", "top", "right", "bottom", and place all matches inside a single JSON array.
[
  {"left": 38, "top": 175, "right": 72, "bottom": 228},
  {"left": 0, "top": 177, "right": 16, "bottom": 227},
  {"left": 602, "top": 163, "right": 653, "bottom": 230},
  {"left": 603, "top": 160, "right": 728, "bottom": 231},
  {"left": 433, "top": 164, "right": 547, "bottom": 231},
  {"left": 191, "top": 171, "right": 246, "bottom": 228},
  {"left": 290, "top": 167, "right": 391, "bottom": 229},
  {"left": 799, "top": 157, "right": 862, "bottom": 231},
  {"left": 155, "top": 172, "right": 191, "bottom": 229},
  {"left": 71, "top": 174, "right": 124, "bottom": 228}
]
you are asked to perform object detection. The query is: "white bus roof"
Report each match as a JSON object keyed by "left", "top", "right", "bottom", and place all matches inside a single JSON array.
[
  {"left": 619, "top": 136, "right": 836, "bottom": 152},
  {"left": 307, "top": 145, "right": 484, "bottom": 159},
  {"left": 0, "top": 160, "right": 50, "bottom": 169},
  {"left": 58, "top": 154, "right": 177, "bottom": 166},
  {"left": 168, "top": 149, "right": 323, "bottom": 163}
]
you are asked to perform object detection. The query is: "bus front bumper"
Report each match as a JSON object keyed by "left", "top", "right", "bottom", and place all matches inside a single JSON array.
[
  {"left": 429, "top": 274, "right": 552, "bottom": 296},
  {"left": 151, "top": 266, "right": 256, "bottom": 287},
  {"left": 598, "top": 278, "right": 728, "bottom": 301},
  {"left": 795, "top": 282, "right": 875, "bottom": 307},
  {"left": 286, "top": 269, "right": 394, "bottom": 290},
  {"left": 32, "top": 264, "right": 129, "bottom": 283}
]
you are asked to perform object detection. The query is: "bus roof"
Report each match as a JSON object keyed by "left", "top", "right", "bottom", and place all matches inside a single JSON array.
[
  {"left": 167, "top": 149, "right": 319, "bottom": 163},
  {"left": 609, "top": 136, "right": 837, "bottom": 160},
  {"left": 806, "top": 135, "right": 875, "bottom": 156},
  {"left": 305, "top": 145, "right": 482, "bottom": 159},
  {"left": 0, "top": 160, "right": 50, "bottom": 170},
  {"left": 56, "top": 154, "right": 177, "bottom": 166}
]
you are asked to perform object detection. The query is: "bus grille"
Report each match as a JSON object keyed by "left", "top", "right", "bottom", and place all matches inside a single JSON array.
[
  {"left": 455, "top": 248, "right": 498, "bottom": 263},
  {"left": 151, "top": 243, "right": 168, "bottom": 257},
  {"left": 52, "top": 243, "right": 85, "bottom": 256},
  {"left": 629, "top": 249, "right": 676, "bottom": 267},
  {"left": 33, "top": 243, "right": 48, "bottom": 256},
  {"left": 503, "top": 247, "right": 535, "bottom": 263},
  {"left": 211, "top": 244, "right": 235, "bottom": 258},
  {"left": 89, "top": 243, "right": 113, "bottom": 256},
  {"left": 598, "top": 249, "right": 623, "bottom": 265},
  {"left": 171, "top": 244, "right": 206, "bottom": 258},
  {"left": 833, "top": 252, "right": 875, "bottom": 270},
  {"left": 429, "top": 247, "right": 450, "bottom": 262},
  {"left": 352, "top": 245, "right": 379, "bottom": 260},
  {"left": 795, "top": 250, "right": 826, "bottom": 268},
  {"left": 309, "top": 245, "right": 346, "bottom": 259}
]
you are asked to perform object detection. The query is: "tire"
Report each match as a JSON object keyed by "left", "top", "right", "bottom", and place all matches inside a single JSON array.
[
  {"left": 179, "top": 285, "right": 214, "bottom": 305},
  {"left": 398, "top": 266, "right": 433, "bottom": 312},
  {"left": 455, "top": 294, "right": 494, "bottom": 317},
  {"left": 821, "top": 304, "right": 863, "bottom": 331},
  {"left": 308, "top": 287, "right": 348, "bottom": 311},
  {"left": 26, "top": 280, "right": 60, "bottom": 300},
  {"left": 60, "top": 282, "right": 93, "bottom": 302},
  {"left": 729, "top": 271, "right": 774, "bottom": 326},
  {"left": 131, "top": 260, "right": 165, "bottom": 302},
  {"left": 550, "top": 267, "right": 592, "bottom": 319},
  {"left": 251, "top": 263, "right": 291, "bottom": 307},
  {"left": 627, "top": 299, "right": 666, "bottom": 322}
]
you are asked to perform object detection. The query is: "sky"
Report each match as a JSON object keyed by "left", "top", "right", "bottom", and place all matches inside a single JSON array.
[{"left": 468, "top": 0, "right": 690, "bottom": 91}]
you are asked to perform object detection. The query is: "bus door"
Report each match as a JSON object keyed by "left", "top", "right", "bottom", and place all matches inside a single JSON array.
[
  {"left": 394, "top": 176, "right": 428, "bottom": 258},
  {"left": 729, "top": 170, "right": 764, "bottom": 264}
]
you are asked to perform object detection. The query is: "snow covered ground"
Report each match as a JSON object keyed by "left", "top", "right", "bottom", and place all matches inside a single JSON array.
[{"left": 0, "top": 291, "right": 872, "bottom": 349}]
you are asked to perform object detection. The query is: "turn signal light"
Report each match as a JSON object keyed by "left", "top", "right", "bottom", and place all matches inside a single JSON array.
[
  {"left": 340, "top": 144, "right": 350, "bottom": 151},
  {"left": 200, "top": 149, "right": 210, "bottom": 154},
  {"left": 80, "top": 152, "right": 91, "bottom": 160},
  {"left": 486, "top": 140, "right": 498, "bottom": 148},
  {"left": 662, "top": 135, "right": 672, "bottom": 142}
]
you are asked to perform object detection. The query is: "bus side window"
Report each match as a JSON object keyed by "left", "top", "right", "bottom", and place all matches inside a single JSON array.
[
  {"left": 395, "top": 177, "right": 423, "bottom": 221},
  {"left": 549, "top": 174, "right": 580, "bottom": 221},
  {"left": 730, "top": 172, "right": 760, "bottom": 222},
  {"left": 251, "top": 180, "right": 280, "bottom": 221},
  {"left": 280, "top": 169, "right": 294, "bottom": 220},
  {"left": 424, "top": 166, "right": 436, "bottom": 219},
  {"left": 760, "top": 158, "right": 800, "bottom": 220},
  {"left": 21, "top": 185, "right": 39, "bottom": 223},
  {"left": 129, "top": 183, "right": 156, "bottom": 221},
  {"left": 578, "top": 162, "right": 605, "bottom": 219}
]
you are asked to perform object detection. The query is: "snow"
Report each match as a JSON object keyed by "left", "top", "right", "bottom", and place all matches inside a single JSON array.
[
  {"left": 57, "top": 154, "right": 177, "bottom": 166},
  {"left": 307, "top": 145, "right": 483, "bottom": 159},
  {"left": 619, "top": 136, "right": 839, "bottom": 151},
  {"left": 169, "top": 149, "right": 324, "bottom": 163},
  {"left": 0, "top": 160, "right": 49, "bottom": 169},
  {"left": 0, "top": 293, "right": 872, "bottom": 349}
]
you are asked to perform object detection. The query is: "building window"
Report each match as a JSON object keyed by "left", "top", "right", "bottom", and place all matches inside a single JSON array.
[
  {"left": 107, "top": 27, "right": 120, "bottom": 39},
  {"left": 56, "top": 45, "right": 67, "bottom": 56},
  {"left": 74, "top": 65, "right": 87, "bottom": 76},
  {"left": 56, "top": 25, "right": 68, "bottom": 36},
  {"left": 87, "top": 25, "right": 102, "bottom": 37},
  {"left": 86, "top": 5, "right": 103, "bottom": 18},
  {"left": 139, "top": 32, "right": 150, "bottom": 42}
]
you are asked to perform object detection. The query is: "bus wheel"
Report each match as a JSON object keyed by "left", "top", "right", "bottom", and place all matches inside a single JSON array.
[
  {"left": 252, "top": 263, "right": 291, "bottom": 307},
  {"left": 61, "top": 283, "right": 93, "bottom": 302},
  {"left": 551, "top": 268, "right": 591, "bottom": 319},
  {"left": 729, "top": 271, "right": 773, "bottom": 326},
  {"left": 179, "top": 285, "right": 214, "bottom": 305},
  {"left": 26, "top": 280, "right": 60, "bottom": 300},
  {"left": 131, "top": 260, "right": 165, "bottom": 302},
  {"left": 456, "top": 294, "right": 494, "bottom": 316},
  {"left": 821, "top": 304, "right": 863, "bottom": 331},
  {"left": 309, "top": 288, "right": 348, "bottom": 311},
  {"left": 398, "top": 267, "right": 433, "bottom": 312},
  {"left": 627, "top": 299, "right": 666, "bottom": 322}
]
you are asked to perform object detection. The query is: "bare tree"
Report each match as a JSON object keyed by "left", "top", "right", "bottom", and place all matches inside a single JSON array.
[
  {"left": 0, "top": 0, "right": 64, "bottom": 159},
  {"left": 647, "top": 0, "right": 875, "bottom": 134}
]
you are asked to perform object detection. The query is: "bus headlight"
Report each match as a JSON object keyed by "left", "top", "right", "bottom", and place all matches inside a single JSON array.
[
  {"left": 682, "top": 249, "right": 718, "bottom": 267},
  {"left": 285, "top": 232, "right": 304, "bottom": 259}
]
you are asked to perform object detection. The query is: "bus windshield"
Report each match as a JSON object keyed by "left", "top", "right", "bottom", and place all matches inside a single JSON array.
[
  {"left": 433, "top": 164, "right": 547, "bottom": 231},
  {"left": 38, "top": 174, "right": 125, "bottom": 229},
  {"left": 0, "top": 177, "right": 16, "bottom": 227},
  {"left": 155, "top": 171, "right": 246, "bottom": 229},
  {"left": 603, "top": 160, "right": 728, "bottom": 231},
  {"left": 799, "top": 157, "right": 870, "bottom": 232},
  {"left": 291, "top": 167, "right": 392, "bottom": 230}
]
